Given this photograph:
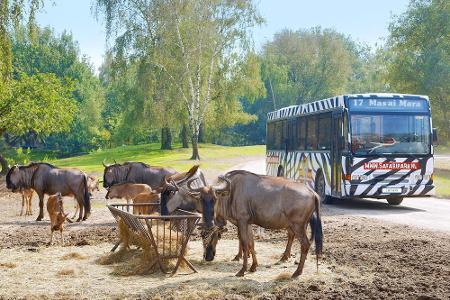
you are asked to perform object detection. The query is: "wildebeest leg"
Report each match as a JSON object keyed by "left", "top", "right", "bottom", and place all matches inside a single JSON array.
[
  {"left": 248, "top": 226, "right": 258, "bottom": 272},
  {"left": 292, "top": 223, "right": 311, "bottom": 278},
  {"left": 233, "top": 230, "right": 243, "bottom": 261},
  {"left": 37, "top": 193, "right": 44, "bottom": 221},
  {"left": 236, "top": 221, "right": 249, "bottom": 277},
  {"left": 77, "top": 198, "right": 84, "bottom": 222},
  {"left": 280, "top": 228, "right": 295, "bottom": 262},
  {"left": 71, "top": 203, "right": 79, "bottom": 219}
]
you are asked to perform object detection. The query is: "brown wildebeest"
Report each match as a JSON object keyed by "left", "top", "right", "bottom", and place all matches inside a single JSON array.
[
  {"left": 105, "top": 182, "right": 152, "bottom": 203},
  {"left": 72, "top": 175, "right": 100, "bottom": 219},
  {"left": 102, "top": 160, "right": 177, "bottom": 189},
  {"left": 187, "top": 170, "right": 323, "bottom": 278},
  {"left": 132, "top": 192, "right": 160, "bottom": 215},
  {"left": 47, "top": 193, "right": 69, "bottom": 245},
  {"left": 6, "top": 163, "right": 91, "bottom": 222},
  {"left": 162, "top": 170, "right": 295, "bottom": 263}
]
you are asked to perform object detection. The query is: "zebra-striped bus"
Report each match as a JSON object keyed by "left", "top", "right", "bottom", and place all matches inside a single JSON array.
[{"left": 266, "top": 93, "right": 437, "bottom": 205}]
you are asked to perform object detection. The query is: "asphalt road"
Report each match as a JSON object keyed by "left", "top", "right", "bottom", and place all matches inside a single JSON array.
[{"left": 233, "top": 158, "right": 450, "bottom": 234}]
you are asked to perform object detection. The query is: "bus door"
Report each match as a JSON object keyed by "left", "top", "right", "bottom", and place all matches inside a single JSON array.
[{"left": 331, "top": 110, "right": 344, "bottom": 196}]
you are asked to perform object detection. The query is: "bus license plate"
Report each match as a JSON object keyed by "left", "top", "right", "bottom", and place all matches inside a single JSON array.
[{"left": 382, "top": 187, "right": 402, "bottom": 194}]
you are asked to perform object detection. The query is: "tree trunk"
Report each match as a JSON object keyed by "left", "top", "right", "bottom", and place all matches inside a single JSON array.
[
  {"left": 161, "top": 127, "right": 172, "bottom": 150},
  {"left": 0, "top": 154, "right": 9, "bottom": 175},
  {"left": 198, "top": 124, "right": 205, "bottom": 143},
  {"left": 190, "top": 134, "right": 200, "bottom": 160},
  {"left": 181, "top": 124, "right": 189, "bottom": 148}
]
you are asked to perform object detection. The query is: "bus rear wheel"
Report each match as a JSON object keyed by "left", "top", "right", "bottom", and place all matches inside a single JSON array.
[
  {"left": 387, "top": 197, "right": 403, "bottom": 206},
  {"left": 315, "top": 171, "right": 332, "bottom": 204}
]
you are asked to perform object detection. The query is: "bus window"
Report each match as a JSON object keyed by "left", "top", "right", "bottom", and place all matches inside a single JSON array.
[
  {"left": 318, "top": 113, "right": 331, "bottom": 150},
  {"left": 267, "top": 122, "right": 275, "bottom": 149},
  {"left": 274, "top": 121, "right": 282, "bottom": 150},
  {"left": 306, "top": 115, "right": 318, "bottom": 150},
  {"left": 297, "top": 117, "right": 306, "bottom": 150}
]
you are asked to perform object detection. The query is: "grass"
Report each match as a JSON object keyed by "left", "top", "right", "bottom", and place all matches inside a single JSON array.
[
  {"left": 57, "top": 268, "right": 75, "bottom": 276},
  {"left": 46, "top": 143, "right": 265, "bottom": 173},
  {"left": 0, "top": 262, "right": 17, "bottom": 269},
  {"left": 434, "top": 169, "right": 450, "bottom": 198},
  {"left": 61, "top": 252, "right": 87, "bottom": 260}
]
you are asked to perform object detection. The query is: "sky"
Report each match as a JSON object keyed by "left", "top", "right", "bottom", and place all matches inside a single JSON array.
[{"left": 36, "top": 0, "right": 411, "bottom": 73}]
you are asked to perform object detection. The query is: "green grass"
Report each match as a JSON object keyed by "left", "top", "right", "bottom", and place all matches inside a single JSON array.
[
  {"left": 47, "top": 143, "right": 265, "bottom": 173},
  {"left": 434, "top": 169, "right": 450, "bottom": 198}
]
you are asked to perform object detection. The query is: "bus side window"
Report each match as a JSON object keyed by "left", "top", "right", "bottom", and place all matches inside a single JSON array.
[
  {"left": 297, "top": 117, "right": 306, "bottom": 150},
  {"left": 318, "top": 113, "right": 331, "bottom": 150},
  {"left": 306, "top": 115, "right": 318, "bottom": 150}
]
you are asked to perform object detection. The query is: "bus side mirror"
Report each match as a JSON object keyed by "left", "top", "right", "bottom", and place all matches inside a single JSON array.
[{"left": 432, "top": 128, "right": 438, "bottom": 146}]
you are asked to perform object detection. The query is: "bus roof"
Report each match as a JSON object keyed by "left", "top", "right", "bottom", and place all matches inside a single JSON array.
[{"left": 267, "top": 93, "right": 429, "bottom": 121}]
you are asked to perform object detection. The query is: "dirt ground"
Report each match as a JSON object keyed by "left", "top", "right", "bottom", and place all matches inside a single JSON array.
[{"left": 1, "top": 183, "right": 450, "bottom": 299}]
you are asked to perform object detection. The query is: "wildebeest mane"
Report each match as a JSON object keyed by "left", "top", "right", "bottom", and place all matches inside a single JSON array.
[{"left": 6, "top": 162, "right": 56, "bottom": 187}]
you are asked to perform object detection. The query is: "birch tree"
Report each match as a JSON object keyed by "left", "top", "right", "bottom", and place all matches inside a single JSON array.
[{"left": 96, "top": 0, "right": 262, "bottom": 159}]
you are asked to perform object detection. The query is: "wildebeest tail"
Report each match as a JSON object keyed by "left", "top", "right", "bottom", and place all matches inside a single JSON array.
[
  {"left": 83, "top": 175, "right": 91, "bottom": 214},
  {"left": 310, "top": 191, "right": 323, "bottom": 272}
]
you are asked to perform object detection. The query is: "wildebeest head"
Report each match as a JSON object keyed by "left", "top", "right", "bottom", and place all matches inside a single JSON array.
[
  {"left": 102, "top": 159, "right": 126, "bottom": 188},
  {"left": 187, "top": 176, "right": 230, "bottom": 261}
]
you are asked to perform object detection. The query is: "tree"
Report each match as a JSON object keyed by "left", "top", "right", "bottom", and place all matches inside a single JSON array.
[
  {"left": 385, "top": 0, "right": 450, "bottom": 142},
  {"left": 95, "top": 0, "right": 263, "bottom": 159}
]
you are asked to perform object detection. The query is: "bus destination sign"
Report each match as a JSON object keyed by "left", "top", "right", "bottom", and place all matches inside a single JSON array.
[{"left": 348, "top": 98, "right": 428, "bottom": 112}]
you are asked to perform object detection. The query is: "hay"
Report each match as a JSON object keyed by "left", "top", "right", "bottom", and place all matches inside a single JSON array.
[
  {"left": 61, "top": 252, "right": 86, "bottom": 260},
  {"left": 57, "top": 268, "right": 75, "bottom": 276},
  {"left": 0, "top": 262, "right": 17, "bottom": 269},
  {"left": 275, "top": 272, "right": 292, "bottom": 281},
  {"left": 99, "top": 218, "right": 188, "bottom": 276}
]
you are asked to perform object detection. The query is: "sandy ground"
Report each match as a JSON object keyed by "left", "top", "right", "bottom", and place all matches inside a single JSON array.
[{"left": 1, "top": 161, "right": 450, "bottom": 299}]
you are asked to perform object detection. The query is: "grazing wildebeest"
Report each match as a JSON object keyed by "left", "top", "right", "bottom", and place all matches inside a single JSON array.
[
  {"left": 187, "top": 170, "right": 323, "bottom": 278},
  {"left": 132, "top": 192, "right": 160, "bottom": 215},
  {"left": 47, "top": 193, "right": 69, "bottom": 245},
  {"left": 71, "top": 175, "right": 100, "bottom": 219},
  {"left": 162, "top": 170, "right": 296, "bottom": 263},
  {"left": 102, "top": 160, "right": 177, "bottom": 189},
  {"left": 105, "top": 183, "right": 152, "bottom": 203},
  {"left": 6, "top": 163, "right": 91, "bottom": 222}
]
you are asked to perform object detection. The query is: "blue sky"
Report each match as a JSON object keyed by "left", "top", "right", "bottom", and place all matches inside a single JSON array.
[{"left": 37, "top": 0, "right": 410, "bottom": 72}]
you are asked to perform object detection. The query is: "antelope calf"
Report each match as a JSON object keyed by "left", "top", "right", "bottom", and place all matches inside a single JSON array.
[
  {"left": 105, "top": 183, "right": 152, "bottom": 203},
  {"left": 47, "top": 193, "right": 68, "bottom": 246},
  {"left": 132, "top": 192, "right": 160, "bottom": 215},
  {"left": 19, "top": 188, "right": 34, "bottom": 216}
]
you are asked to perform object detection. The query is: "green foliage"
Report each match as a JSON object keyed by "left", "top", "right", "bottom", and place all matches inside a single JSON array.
[{"left": 386, "top": 0, "right": 450, "bottom": 141}]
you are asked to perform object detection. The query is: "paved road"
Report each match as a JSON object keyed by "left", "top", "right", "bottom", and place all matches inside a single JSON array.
[{"left": 233, "top": 158, "right": 450, "bottom": 234}]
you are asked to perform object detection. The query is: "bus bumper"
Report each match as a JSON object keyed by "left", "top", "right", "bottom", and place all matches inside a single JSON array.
[{"left": 343, "top": 183, "right": 435, "bottom": 198}]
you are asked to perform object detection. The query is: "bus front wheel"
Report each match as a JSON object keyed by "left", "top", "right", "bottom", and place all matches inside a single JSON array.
[
  {"left": 387, "top": 197, "right": 403, "bottom": 206},
  {"left": 315, "top": 171, "right": 332, "bottom": 204},
  {"left": 277, "top": 165, "right": 284, "bottom": 177}
]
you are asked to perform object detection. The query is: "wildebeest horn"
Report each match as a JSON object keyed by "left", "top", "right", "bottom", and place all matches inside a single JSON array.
[
  {"left": 102, "top": 159, "right": 108, "bottom": 167},
  {"left": 113, "top": 159, "right": 117, "bottom": 164},
  {"left": 215, "top": 176, "right": 231, "bottom": 192},
  {"left": 187, "top": 178, "right": 203, "bottom": 193}
]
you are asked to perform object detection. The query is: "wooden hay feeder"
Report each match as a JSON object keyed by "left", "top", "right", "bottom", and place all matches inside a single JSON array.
[{"left": 107, "top": 203, "right": 200, "bottom": 275}]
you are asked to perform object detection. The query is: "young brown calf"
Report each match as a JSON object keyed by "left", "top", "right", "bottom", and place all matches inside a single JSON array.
[
  {"left": 19, "top": 188, "right": 34, "bottom": 216},
  {"left": 105, "top": 183, "right": 152, "bottom": 203},
  {"left": 132, "top": 192, "right": 160, "bottom": 215},
  {"left": 47, "top": 193, "right": 68, "bottom": 246}
]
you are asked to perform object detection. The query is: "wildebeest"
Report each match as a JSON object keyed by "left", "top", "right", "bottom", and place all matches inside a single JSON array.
[
  {"left": 187, "top": 170, "right": 323, "bottom": 278},
  {"left": 102, "top": 160, "right": 177, "bottom": 189},
  {"left": 47, "top": 193, "right": 68, "bottom": 245},
  {"left": 6, "top": 163, "right": 91, "bottom": 222},
  {"left": 105, "top": 183, "right": 152, "bottom": 203},
  {"left": 132, "top": 192, "right": 160, "bottom": 215}
]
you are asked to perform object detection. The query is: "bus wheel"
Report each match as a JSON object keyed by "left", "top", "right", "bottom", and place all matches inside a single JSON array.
[
  {"left": 315, "top": 171, "right": 332, "bottom": 204},
  {"left": 387, "top": 197, "right": 403, "bottom": 205},
  {"left": 277, "top": 165, "right": 284, "bottom": 177}
]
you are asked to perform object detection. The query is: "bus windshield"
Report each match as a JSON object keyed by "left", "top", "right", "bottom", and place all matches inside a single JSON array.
[{"left": 350, "top": 114, "right": 431, "bottom": 155}]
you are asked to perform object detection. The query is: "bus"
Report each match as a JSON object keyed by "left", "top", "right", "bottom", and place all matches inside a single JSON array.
[{"left": 266, "top": 93, "right": 437, "bottom": 205}]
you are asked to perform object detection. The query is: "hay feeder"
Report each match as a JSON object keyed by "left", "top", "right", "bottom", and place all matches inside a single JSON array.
[{"left": 107, "top": 203, "right": 200, "bottom": 275}]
